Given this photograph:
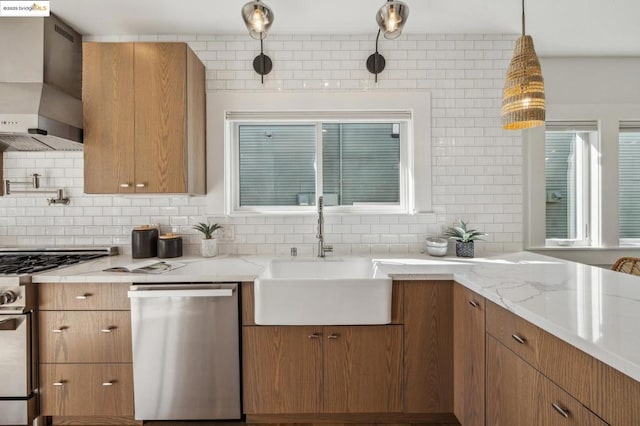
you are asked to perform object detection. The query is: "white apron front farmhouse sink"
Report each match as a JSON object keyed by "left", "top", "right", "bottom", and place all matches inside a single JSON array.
[{"left": 254, "top": 257, "right": 392, "bottom": 325}]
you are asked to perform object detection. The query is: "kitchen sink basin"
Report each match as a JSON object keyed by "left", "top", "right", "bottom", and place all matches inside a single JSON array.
[{"left": 254, "top": 257, "right": 392, "bottom": 325}]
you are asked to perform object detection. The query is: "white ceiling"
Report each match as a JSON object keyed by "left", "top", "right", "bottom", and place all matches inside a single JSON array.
[{"left": 51, "top": 0, "right": 640, "bottom": 56}]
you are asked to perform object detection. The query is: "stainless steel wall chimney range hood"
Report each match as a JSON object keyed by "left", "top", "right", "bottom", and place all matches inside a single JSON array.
[{"left": 0, "top": 14, "right": 83, "bottom": 151}]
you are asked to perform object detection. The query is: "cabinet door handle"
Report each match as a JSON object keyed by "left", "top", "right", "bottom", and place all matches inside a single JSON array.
[
  {"left": 101, "top": 327, "right": 115, "bottom": 333},
  {"left": 51, "top": 328, "right": 65, "bottom": 333},
  {"left": 551, "top": 402, "right": 570, "bottom": 418},
  {"left": 102, "top": 381, "right": 114, "bottom": 387},
  {"left": 119, "top": 183, "right": 130, "bottom": 188},
  {"left": 135, "top": 183, "right": 146, "bottom": 188},
  {"left": 308, "top": 333, "right": 321, "bottom": 339},
  {"left": 468, "top": 300, "right": 479, "bottom": 308},
  {"left": 511, "top": 333, "right": 526, "bottom": 345},
  {"left": 52, "top": 381, "right": 65, "bottom": 387},
  {"left": 328, "top": 333, "right": 340, "bottom": 339},
  {"left": 75, "top": 293, "right": 91, "bottom": 300}
]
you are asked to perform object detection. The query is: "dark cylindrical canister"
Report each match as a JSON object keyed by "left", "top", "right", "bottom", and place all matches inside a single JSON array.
[
  {"left": 157, "top": 234, "right": 183, "bottom": 258},
  {"left": 131, "top": 226, "right": 158, "bottom": 259}
]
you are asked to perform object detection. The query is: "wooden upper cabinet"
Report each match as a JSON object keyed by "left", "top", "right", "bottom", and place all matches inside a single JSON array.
[
  {"left": 453, "top": 283, "right": 485, "bottom": 426},
  {"left": 83, "top": 42, "right": 205, "bottom": 194},
  {"left": 82, "top": 43, "right": 135, "bottom": 194}
]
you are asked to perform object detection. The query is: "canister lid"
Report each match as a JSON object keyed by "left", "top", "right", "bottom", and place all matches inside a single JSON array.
[
  {"left": 159, "top": 233, "right": 181, "bottom": 240},
  {"left": 425, "top": 237, "right": 448, "bottom": 247},
  {"left": 133, "top": 225, "right": 155, "bottom": 231}
]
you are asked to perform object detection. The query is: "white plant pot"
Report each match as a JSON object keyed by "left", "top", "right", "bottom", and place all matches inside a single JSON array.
[{"left": 200, "top": 238, "right": 218, "bottom": 258}]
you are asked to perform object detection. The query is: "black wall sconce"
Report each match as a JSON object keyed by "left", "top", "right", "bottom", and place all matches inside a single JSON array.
[
  {"left": 366, "top": 0, "right": 409, "bottom": 83},
  {"left": 241, "top": 0, "right": 274, "bottom": 84}
]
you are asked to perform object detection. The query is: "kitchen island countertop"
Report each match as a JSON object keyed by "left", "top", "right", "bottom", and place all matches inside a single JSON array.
[{"left": 32, "top": 251, "right": 640, "bottom": 383}]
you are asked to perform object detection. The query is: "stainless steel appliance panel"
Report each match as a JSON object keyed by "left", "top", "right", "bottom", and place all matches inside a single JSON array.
[
  {"left": 129, "top": 283, "right": 240, "bottom": 420},
  {"left": 0, "top": 314, "right": 32, "bottom": 397},
  {"left": 0, "top": 397, "right": 37, "bottom": 426}
]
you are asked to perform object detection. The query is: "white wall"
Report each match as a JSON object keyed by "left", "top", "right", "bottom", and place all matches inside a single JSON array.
[
  {"left": 525, "top": 57, "right": 640, "bottom": 264},
  {"left": 0, "top": 33, "right": 523, "bottom": 256}
]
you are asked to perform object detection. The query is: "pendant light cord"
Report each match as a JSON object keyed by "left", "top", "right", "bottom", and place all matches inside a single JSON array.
[
  {"left": 375, "top": 29, "right": 381, "bottom": 82},
  {"left": 260, "top": 36, "right": 265, "bottom": 84},
  {"left": 522, "top": 0, "right": 526, "bottom": 35}
]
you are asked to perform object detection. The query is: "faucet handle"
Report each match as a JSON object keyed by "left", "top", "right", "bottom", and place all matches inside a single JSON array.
[{"left": 323, "top": 245, "right": 333, "bottom": 254}]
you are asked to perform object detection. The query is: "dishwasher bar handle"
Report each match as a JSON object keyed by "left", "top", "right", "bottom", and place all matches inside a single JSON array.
[{"left": 128, "top": 288, "right": 234, "bottom": 299}]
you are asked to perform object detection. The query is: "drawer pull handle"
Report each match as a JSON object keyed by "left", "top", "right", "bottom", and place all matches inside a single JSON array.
[
  {"left": 101, "top": 327, "right": 115, "bottom": 333},
  {"left": 511, "top": 334, "right": 526, "bottom": 345},
  {"left": 551, "top": 402, "right": 570, "bottom": 418},
  {"left": 51, "top": 328, "right": 65, "bottom": 333},
  {"left": 308, "top": 333, "right": 321, "bottom": 339},
  {"left": 135, "top": 183, "right": 146, "bottom": 188},
  {"left": 328, "top": 333, "right": 340, "bottom": 339},
  {"left": 468, "top": 300, "right": 479, "bottom": 308},
  {"left": 52, "top": 381, "right": 65, "bottom": 387},
  {"left": 102, "top": 381, "right": 114, "bottom": 387},
  {"left": 75, "top": 294, "right": 91, "bottom": 300},
  {"left": 120, "top": 183, "right": 130, "bottom": 188}
]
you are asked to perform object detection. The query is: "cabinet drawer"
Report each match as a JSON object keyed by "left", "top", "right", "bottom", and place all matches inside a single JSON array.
[
  {"left": 538, "top": 373, "right": 607, "bottom": 426},
  {"left": 40, "top": 311, "right": 132, "bottom": 363},
  {"left": 38, "top": 283, "right": 130, "bottom": 310},
  {"left": 486, "top": 302, "right": 595, "bottom": 410},
  {"left": 486, "top": 301, "right": 542, "bottom": 369},
  {"left": 40, "top": 363, "right": 133, "bottom": 417}
]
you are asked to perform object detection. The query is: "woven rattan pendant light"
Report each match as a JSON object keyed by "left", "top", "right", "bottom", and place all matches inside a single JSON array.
[{"left": 502, "top": 0, "right": 545, "bottom": 130}]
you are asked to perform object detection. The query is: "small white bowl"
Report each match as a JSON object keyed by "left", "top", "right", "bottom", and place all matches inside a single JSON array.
[{"left": 425, "top": 237, "right": 448, "bottom": 257}]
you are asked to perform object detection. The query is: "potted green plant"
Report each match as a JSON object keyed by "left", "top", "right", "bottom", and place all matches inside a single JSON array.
[
  {"left": 193, "top": 222, "right": 223, "bottom": 257},
  {"left": 443, "top": 220, "right": 486, "bottom": 258}
]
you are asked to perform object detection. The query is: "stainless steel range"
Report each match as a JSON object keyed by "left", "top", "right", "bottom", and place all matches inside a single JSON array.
[{"left": 0, "top": 247, "right": 117, "bottom": 425}]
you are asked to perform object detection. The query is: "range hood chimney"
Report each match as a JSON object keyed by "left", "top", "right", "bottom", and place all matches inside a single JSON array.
[{"left": 0, "top": 14, "right": 83, "bottom": 151}]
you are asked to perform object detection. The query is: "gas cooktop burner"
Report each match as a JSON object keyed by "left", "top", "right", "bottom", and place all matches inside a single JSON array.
[
  {"left": 0, "top": 253, "right": 108, "bottom": 275},
  {"left": 0, "top": 247, "right": 117, "bottom": 276}
]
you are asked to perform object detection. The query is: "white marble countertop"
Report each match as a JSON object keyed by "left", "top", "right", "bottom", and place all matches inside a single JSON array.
[{"left": 31, "top": 251, "right": 640, "bottom": 383}]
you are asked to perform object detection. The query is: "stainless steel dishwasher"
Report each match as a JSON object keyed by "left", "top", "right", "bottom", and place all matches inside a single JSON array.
[{"left": 128, "top": 283, "right": 240, "bottom": 420}]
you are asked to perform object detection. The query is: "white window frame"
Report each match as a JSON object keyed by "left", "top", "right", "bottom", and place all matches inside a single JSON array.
[
  {"left": 524, "top": 120, "right": 600, "bottom": 249},
  {"left": 618, "top": 122, "right": 640, "bottom": 246},
  {"left": 229, "top": 118, "right": 410, "bottom": 214},
  {"left": 543, "top": 127, "right": 595, "bottom": 247},
  {"left": 206, "top": 91, "right": 432, "bottom": 216}
]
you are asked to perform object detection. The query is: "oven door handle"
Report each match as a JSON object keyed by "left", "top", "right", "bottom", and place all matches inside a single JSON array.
[
  {"left": 128, "top": 288, "right": 234, "bottom": 299},
  {"left": 0, "top": 318, "right": 18, "bottom": 331}
]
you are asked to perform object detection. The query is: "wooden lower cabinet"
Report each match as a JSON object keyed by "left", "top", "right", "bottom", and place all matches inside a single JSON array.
[
  {"left": 486, "top": 335, "right": 539, "bottom": 425},
  {"left": 243, "top": 325, "right": 403, "bottom": 415},
  {"left": 243, "top": 326, "right": 323, "bottom": 414},
  {"left": 40, "top": 363, "right": 134, "bottom": 417},
  {"left": 37, "top": 282, "right": 135, "bottom": 424},
  {"left": 537, "top": 374, "right": 607, "bottom": 426},
  {"left": 402, "top": 280, "right": 453, "bottom": 413},
  {"left": 453, "top": 283, "right": 485, "bottom": 426},
  {"left": 39, "top": 311, "right": 132, "bottom": 363},
  {"left": 487, "top": 335, "right": 606, "bottom": 426},
  {"left": 323, "top": 325, "right": 403, "bottom": 413}
]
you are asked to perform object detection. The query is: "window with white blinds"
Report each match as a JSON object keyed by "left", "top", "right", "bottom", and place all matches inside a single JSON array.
[
  {"left": 322, "top": 123, "right": 400, "bottom": 206},
  {"left": 234, "top": 120, "right": 406, "bottom": 212},
  {"left": 619, "top": 125, "right": 640, "bottom": 239},
  {"left": 545, "top": 132, "right": 575, "bottom": 239},
  {"left": 544, "top": 123, "right": 596, "bottom": 245},
  {"left": 239, "top": 125, "right": 316, "bottom": 206}
]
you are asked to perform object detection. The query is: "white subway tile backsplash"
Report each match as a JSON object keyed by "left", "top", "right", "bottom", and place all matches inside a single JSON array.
[{"left": 0, "top": 32, "right": 522, "bottom": 255}]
